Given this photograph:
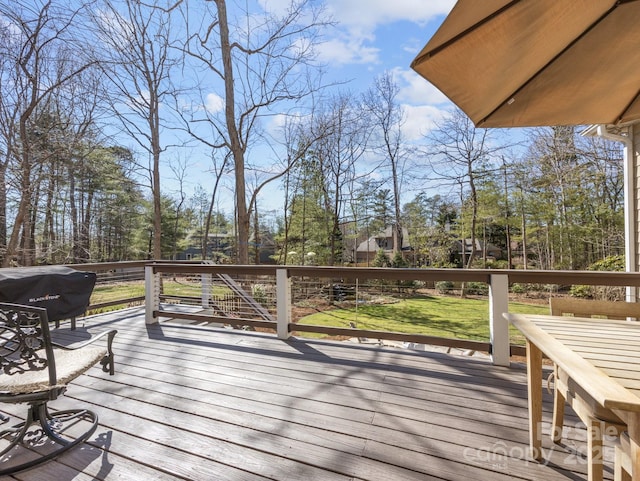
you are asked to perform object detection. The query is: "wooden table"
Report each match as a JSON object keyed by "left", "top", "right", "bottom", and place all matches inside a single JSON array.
[{"left": 506, "top": 313, "right": 640, "bottom": 481}]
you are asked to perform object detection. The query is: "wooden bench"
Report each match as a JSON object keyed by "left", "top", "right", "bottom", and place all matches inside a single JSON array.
[
  {"left": 549, "top": 297, "right": 640, "bottom": 481},
  {"left": 549, "top": 297, "right": 640, "bottom": 320}
]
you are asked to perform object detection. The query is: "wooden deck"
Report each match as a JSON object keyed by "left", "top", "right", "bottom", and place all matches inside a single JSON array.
[{"left": 1, "top": 307, "right": 616, "bottom": 480}]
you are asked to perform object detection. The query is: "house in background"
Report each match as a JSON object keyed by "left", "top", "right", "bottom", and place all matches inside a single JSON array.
[
  {"left": 451, "top": 238, "right": 503, "bottom": 266},
  {"left": 175, "top": 231, "right": 276, "bottom": 264},
  {"left": 355, "top": 226, "right": 411, "bottom": 265},
  {"left": 175, "top": 232, "right": 234, "bottom": 262}
]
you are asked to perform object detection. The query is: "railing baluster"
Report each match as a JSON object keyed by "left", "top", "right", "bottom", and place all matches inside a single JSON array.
[
  {"left": 489, "top": 274, "right": 510, "bottom": 366},
  {"left": 276, "top": 268, "right": 291, "bottom": 339},
  {"left": 145, "top": 264, "right": 160, "bottom": 324},
  {"left": 133, "top": 263, "right": 640, "bottom": 365}
]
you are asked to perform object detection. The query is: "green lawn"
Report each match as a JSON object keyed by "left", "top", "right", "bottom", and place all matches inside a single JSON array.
[
  {"left": 90, "top": 282, "right": 547, "bottom": 345},
  {"left": 297, "top": 295, "right": 548, "bottom": 343},
  {"left": 89, "top": 280, "right": 233, "bottom": 313},
  {"left": 91, "top": 282, "right": 145, "bottom": 304}
]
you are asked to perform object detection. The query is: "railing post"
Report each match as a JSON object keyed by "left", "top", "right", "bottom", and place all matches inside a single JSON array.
[
  {"left": 145, "top": 264, "right": 160, "bottom": 324},
  {"left": 489, "top": 274, "right": 510, "bottom": 366},
  {"left": 201, "top": 261, "right": 213, "bottom": 309},
  {"left": 276, "top": 268, "right": 291, "bottom": 339}
]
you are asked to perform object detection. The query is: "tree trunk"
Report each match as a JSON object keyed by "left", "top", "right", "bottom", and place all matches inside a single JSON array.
[
  {"left": 216, "top": 0, "right": 249, "bottom": 264},
  {"left": 0, "top": 162, "right": 7, "bottom": 253},
  {"left": 502, "top": 159, "right": 512, "bottom": 268},
  {"left": 5, "top": 116, "right": 34, "bottom": 266},
  {"left": 80, "top": 190, "right": 94, "bottom": 261},
  {"left": 151, "top": 98, "right": 162, "bottom": 260},
  {"left": 69, "top": 172, "right": 80, "bottom": 261},
  {"left": 254, "top": 204, "right": 260, "bottom": 264}
]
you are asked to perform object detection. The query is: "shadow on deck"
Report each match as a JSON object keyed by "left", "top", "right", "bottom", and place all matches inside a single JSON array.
[{"left": 0, "top": 307, "right": 611, "bottom": 480}]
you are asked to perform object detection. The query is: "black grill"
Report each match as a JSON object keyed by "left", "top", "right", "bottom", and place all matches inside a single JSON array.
[{"left": 0, "top": 266, "right": 96, "bottom": 322}]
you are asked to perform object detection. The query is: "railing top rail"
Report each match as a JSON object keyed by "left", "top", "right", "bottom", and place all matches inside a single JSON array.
[
  {"left": 144, "top": 263, "right": 640, "bottom": 286},
  {"left": 506, "top": 269, "right": 640, "bottom": 286},
  {"left": 3, "top": 261, "right": 640, "bottom": 287},
  {"left": 66, "top": 261, "right": 149, "bottom": 271}
]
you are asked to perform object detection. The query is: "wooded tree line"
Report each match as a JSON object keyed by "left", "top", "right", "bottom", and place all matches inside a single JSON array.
[
  {"left": 280, "top": 115, "right": 624, "bottom": 270},
  {"left": 0, "top": 1, "right": 625, "bottom": 270}
]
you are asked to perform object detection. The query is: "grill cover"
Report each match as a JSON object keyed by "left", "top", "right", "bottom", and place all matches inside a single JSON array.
[{"left": 0, "top": 266, "right": 96, "bottom": 320}]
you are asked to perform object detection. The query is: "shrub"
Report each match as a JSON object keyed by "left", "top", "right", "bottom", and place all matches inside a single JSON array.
[
  {"left": 372, "top": 249, "right": 391, "bottom": 267},
  {"left": 252, "top": 283, "right": 269, "bottom": 305},
  {"left": 568, "top": 284, "right": 593, "bottom": 298},
  {"left": 464, "top": 281, "right": 489, "bottom": 295},
  {"left": 510, "top": 283, "right": 528, "bottom": 294},
  {"left": 589, "top": 255, "right": 625, "bottom": 271},
  {"left": 486, "top": 259, "right": 510, "bottom": 269},
  {"left": 435, "top": 280, "right": 454, "bottom": 294},
  {"left": 391, "top": 251, "right": 408, "bottom": 268},
  {"left": 570, "top": 255, "right": 625, "bottom": 301}
]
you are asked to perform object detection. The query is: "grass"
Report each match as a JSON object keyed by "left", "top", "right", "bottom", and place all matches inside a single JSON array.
[
  {"left": 88, "top": 282, "right": 546, "bottom": 345},
  {"left": 296, "top": 294, "right": 548, "bottom": 343},
  {"left": 91, "top": 282, "right": 145, "bottom": 305},
  {"left": 89, "top": 280, "right": 234, "bottom": 313}
]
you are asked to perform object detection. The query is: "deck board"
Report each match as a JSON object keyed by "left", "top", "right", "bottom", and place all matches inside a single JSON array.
[{"left": 1, "top": 307, "right": 614, "bottom": 480}]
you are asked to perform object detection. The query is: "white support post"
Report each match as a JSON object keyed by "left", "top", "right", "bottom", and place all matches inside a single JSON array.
[
  {"left": 276, "top": 268, "right": 291, "bottom": 340},
  {"left": 489, "top": 274, "right": 510, "bottom": 366},
  {"left": 589, "top": 123, "right": 637, "bottom": 301},
  {"left": 201, "top": 260, "right": 213, "bottom": 308},
  {"left": 145, "top": 265, "right": 160, "bottom": 324},
  {"left": 202, "top": 272, "right": 212, "bottom": 308},
  {"left": 627, "top": 124, "right": 638, "bottom": 302}
]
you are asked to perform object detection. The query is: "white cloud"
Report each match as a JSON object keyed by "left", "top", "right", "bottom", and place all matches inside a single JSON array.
[
  {"left": 318, "top": 0, "right": 454, "bottom": 66},
  {"left": 255, "top": 1, "right": 455, "bottom": 69},
  {"left": 326, "top": 0, "right": 454, "bottom": 32},
  {"left": 205, "top": 93, "right": 225, "bottom": 113},
  {"left": 394, "top": 67, "right": 450, "bottom": 106},
  {"left": 316, "top": 37, "right": 380, "bottom": 65},
  {"left": 403, "top": 104, "right": 449, "bottom": 141},
  {"left": 256, "top": 0, "right": 292, "bottom": 15}
]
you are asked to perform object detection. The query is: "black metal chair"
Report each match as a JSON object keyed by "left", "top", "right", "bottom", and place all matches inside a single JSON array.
[{"left": 0, "top": 302, "right": 116, "bottom": 475}]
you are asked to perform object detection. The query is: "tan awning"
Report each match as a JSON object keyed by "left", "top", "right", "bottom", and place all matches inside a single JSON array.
[{"left": 411, "top": 0, "right": 640, "bottom": 127}]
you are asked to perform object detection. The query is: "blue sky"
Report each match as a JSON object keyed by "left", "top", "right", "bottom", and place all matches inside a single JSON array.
[
  {"left": 159, "top": 0, "right": 460, "bottom": 214},
  {"left": 270, "top": 0, "right": 456, "bottom": 140},
  {"left": 188, "top": 0, "right": 456, "bottom": 141}
]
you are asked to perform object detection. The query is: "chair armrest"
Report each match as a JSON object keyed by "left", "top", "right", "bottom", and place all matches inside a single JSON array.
[{"left": 52, "top": 329, "right": 117, "bottom": 375}]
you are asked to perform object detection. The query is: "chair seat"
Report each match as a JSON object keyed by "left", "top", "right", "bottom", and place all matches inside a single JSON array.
[{"left": 1, "top": 347, "right": 106, "bottom": 395}]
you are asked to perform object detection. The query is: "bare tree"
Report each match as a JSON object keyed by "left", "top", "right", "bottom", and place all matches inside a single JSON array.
[
  {"left": 167, "top": 155, "right": 191, "bottom": 260},
  {"left": 313, "top": 92, "right": 371, "bottom": 264},
  {"left": 518, "top": 127, "right": 579, "bottom": 269},
  {"left": 202, "top": 151, "right": 231, "bottom": 260},
  {"left": 180, "top": 0, "right": 330, "bottom": 264},
  {"left": 0, "top": 17, "right": 21, "bottom": 253},
  {"left": 91, "top": 0, "right": 180, "bottom": 260},
  {"left": 363, "top": 72, "right": 407, "bottom": 255},
  {"left": 0, "top": 0, "right": 97, "bottom": 266},
  {"left": 425, "top": 108, "right": 501, "bottom": 269}
]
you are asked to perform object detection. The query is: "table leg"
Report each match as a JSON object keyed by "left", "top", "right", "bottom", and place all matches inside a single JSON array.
[
  {"left": 586, "top": 416, "right": 604, "bottom": 481},
  {"left": 552, "top": 364, "right": 565, "bottom": 443},
  {"left": 526, "top": 339, "right": 543, "bottom": 460},
  {"left": 628, "top": 418, "right": 640, "bottom": 481},
  {"left": 615, "top": 431, "right": 632, "bottom": 481}
]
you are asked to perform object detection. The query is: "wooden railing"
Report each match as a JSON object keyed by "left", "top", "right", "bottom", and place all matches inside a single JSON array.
[
  {"left": 142, "top": 262, "right": 640, "bottom": 367},
  {"left": 69, "top": 261, "right": 148, "bottom": 310},
  {"left": 7, "top": 260, "right": 638, "bottom": 366}
]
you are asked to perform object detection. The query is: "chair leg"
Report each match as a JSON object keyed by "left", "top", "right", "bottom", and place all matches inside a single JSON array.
[
  {"left": 0, "top": 401, "right": 99, "bottom": 476},
  {"left": 0, "top": 404, "right": 37, "bottom": 458}
]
